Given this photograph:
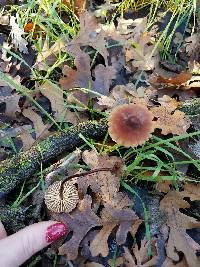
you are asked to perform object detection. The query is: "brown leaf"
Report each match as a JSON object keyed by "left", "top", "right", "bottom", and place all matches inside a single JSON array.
[
  {"left": 40, "top": 81, "right": 65, "bottom": 121},
  {"left": 123, "top": 237, "right": 158, "bottom": 267},
  {"left": 153, "top": 72, "right": 192, "bottom": 86},
  {"left": 97, "top": 84, "right": 147, "bottom": 110},
  {"left": 66, "top": 11, "right": 109, "bottom": 65},
  {"left": 19, "top": 128, "right": 35, "bottom": 150},
  {"left": 74, "top": 150, "right": 124, "bottom": 198},
  {"left": 160, "top": 185, "right": 200, "bottom": 267},
  {"left": 60, "top": 51, "right": 116, "bottom": 98},
  {"left": 151, "top": 95, "right": 190, "bottom": 135},
  {"left": 62, "top": 0, "right": 86, "bottom": 17},
  {"left": 84, "top": 263, "right": 104, "bottom": 267},
  {"left": 34, "top": 39, "right": 65, "bottom": 70},
  {"left": 90, "top": 201, "right": 141, "bottom": 257},
  {"left": 0, "top": 87, "right": 21, "bottom": 118},
  {"left": 161, "top": 257, "right": 189, "bottom": 267},
  {"left": 22, "top": 108, "right": 50, "bottom": 139},
  {"left": 89, "top": 191, "right": 140, "bottom": 257},
  {"left": 57, "top": 195, "right": 101, "bottom": 260},
  {"left": 125, "top": 32, "right": 159, "bottom": 71}
]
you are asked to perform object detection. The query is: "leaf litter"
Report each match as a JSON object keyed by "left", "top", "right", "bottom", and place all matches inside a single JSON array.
[{"left": 0, "top": 2, "right": 200, "bottom": 267}]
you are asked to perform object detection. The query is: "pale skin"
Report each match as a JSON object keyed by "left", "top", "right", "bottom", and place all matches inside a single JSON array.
[{"left": 0, "top": 220, "right": 66, "bottom": 267}]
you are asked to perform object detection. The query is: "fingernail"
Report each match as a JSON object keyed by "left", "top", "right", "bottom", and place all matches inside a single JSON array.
[{"left": 46, "top": 222, "right": 68, "bottom": 243}]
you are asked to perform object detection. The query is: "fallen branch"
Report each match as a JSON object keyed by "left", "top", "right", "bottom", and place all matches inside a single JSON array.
[{"left": 0, "top": 119, "right": 108, "bottom": 195}]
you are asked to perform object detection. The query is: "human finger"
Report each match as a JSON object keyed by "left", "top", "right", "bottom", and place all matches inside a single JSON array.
[
  {"left": 0, "top": 221, "right": 7, "bottom": 240},
  {"left": 0, "top": 221, "right": 68, "bottom": 267}
]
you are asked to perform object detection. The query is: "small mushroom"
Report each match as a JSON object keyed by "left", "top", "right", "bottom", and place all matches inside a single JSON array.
[
  {"left": 45, "top": 181, "right": 79, "bottom": 213},
  {"left": 108, "top": 104, "right": 154, "bottom": 147}
]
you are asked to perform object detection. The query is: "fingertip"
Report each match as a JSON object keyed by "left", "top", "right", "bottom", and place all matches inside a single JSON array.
[
  {"left": 0, "top": 221, "right": 7, "bottom": 240},
  {"left": 0, "top": 221, "right": 69, "bottom": 267}
]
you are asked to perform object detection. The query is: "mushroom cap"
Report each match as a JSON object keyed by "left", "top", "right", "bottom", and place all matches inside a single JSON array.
[
  {"left": 108, "top": 104, "right": 154, "bottom": 147},
  {"left": 45, "top": 181, "right": 79, "bottom": 213}
]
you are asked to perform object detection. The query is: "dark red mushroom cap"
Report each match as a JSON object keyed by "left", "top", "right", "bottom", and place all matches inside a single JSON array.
[{"left": 108, "top": 104, "right": 154, "bottom": 147}]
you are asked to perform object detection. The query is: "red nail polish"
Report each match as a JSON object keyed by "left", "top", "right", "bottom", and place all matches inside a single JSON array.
[{"left": 46, "top": 222, "right": 68, "bottom": 243}]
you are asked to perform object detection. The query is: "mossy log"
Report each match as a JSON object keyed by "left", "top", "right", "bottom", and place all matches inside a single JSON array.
[
  {"left": 0, "top": 119, "right": 108, "bottom": 195},
  {"left": 179, "top": 98, "right": 200, "bottom": 116},
  {"left": 0, "top": 98, "right": 199, "bottom": 195}
]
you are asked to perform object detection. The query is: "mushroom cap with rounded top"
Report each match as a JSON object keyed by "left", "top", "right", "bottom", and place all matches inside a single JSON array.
[
  {"left": 45, "top": 180, "right": 79, "bottom": 213},
  {"left": 108, "top": 104, "right": 154, "bottom": 147}
]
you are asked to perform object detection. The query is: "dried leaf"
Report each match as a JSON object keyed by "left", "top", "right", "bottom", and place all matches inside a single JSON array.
[
  {"left": 151, "top": 95, "right": 190, "bottom": 135},
  {"left": 19, "top": 128, "right": 35, "bottom": 150},
  {"left": 84, "top": 263, "right": 104, "bottom": 267},
  {"left": 160, "top": 185, "right": 200, "bottom": 267},
  {"left": 74, "top": 150, "right": 124, "bottom": 198},
  {"left": 161, "top": 257, "right": 189, "bottom": 267},
  {"left": 66, "top": 11, "right": 108, "bottom": 65},
  {"left": 152, "top": 72, "right": 192, "bottom": 86},
  {"left": 57, "top": 195, "right": 101, "bottom": 260},
  {"left": 62, "top": 0, "right": 86, "bottom": 17},
  {"left": 90, "top": 202, "right": 141, "bottom": 257},
  {"left": 123, "top": 238, "right": 158, "bottom": 267},
  {"left": 22, "top": 108, "right": 50, "bottom": 139},
  {"left": 126, "top": 33, "right": 159, "bottom": 71},
  {"left": 39, "top": 81, "right": 65, "bottom": 121},
  {"left": 97, "top": 84, "right": 147, "bottom": 110},
  {"left": 60, "top": 51, "right": 116, "bottom": 98}
]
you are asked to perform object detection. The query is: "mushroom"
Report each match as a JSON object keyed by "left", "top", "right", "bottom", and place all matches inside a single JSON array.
[
  {"left": 45, "top": 180, "right": 79, "bottom": 213},
  {"left": 108, "top": 104, "right": 154, "bottom": 147}
]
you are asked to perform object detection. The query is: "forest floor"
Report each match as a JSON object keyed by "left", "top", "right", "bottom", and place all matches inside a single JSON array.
[{"left": 1, "top": 1, "right": 200, "bottom": 267}]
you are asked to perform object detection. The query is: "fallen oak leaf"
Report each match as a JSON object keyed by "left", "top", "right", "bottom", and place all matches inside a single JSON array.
[
  {"left": 151, "top": 95, "right": 190, "bottom": 135},
  {"left": 160, "top": 185, "right": 200, "bottom": 267},
  {"left": 123, "top": 237, "right": 158, "bottom": 267},
  {"left": 59, "top": 51, "right": 116, "bottom": 98},
  {"left": 66, "top": 11, "right": 109, "bottom": 66},
  {"left": 90, "top": 202, "right": 141, "bottom": 257},
  {"left": 55, "top": 195, "right": 101, "bottom": 260}
]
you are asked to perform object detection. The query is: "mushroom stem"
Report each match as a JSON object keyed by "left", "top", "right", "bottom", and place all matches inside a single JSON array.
[{"left": 59, "top": 168, "right": 112, "bottom": 199}]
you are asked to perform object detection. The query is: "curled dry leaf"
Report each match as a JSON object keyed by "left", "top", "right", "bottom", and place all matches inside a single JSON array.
[
  {"left": 34, "top": 39, "right": 65, "bottom": 70},
  {"left": 160, "top": 184, "right": 200, "bottom": 267},
  {"left": 123, "top": 17, "right": 159, "bottom": 72},
  {"left": 84, "top": 263, "right": 104, "bottom": 267},
  {"left": 161, "top": 257, "right": 189, "bottom": 267},
  {"left": 151, "top": 95, "right": 190, "bottom": 135},
  {"left": 123, "top": 237, "right": 158, "bottom": 267},
  {"left": 126, "top": 33, "right": 159, "bottom": 71}
]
